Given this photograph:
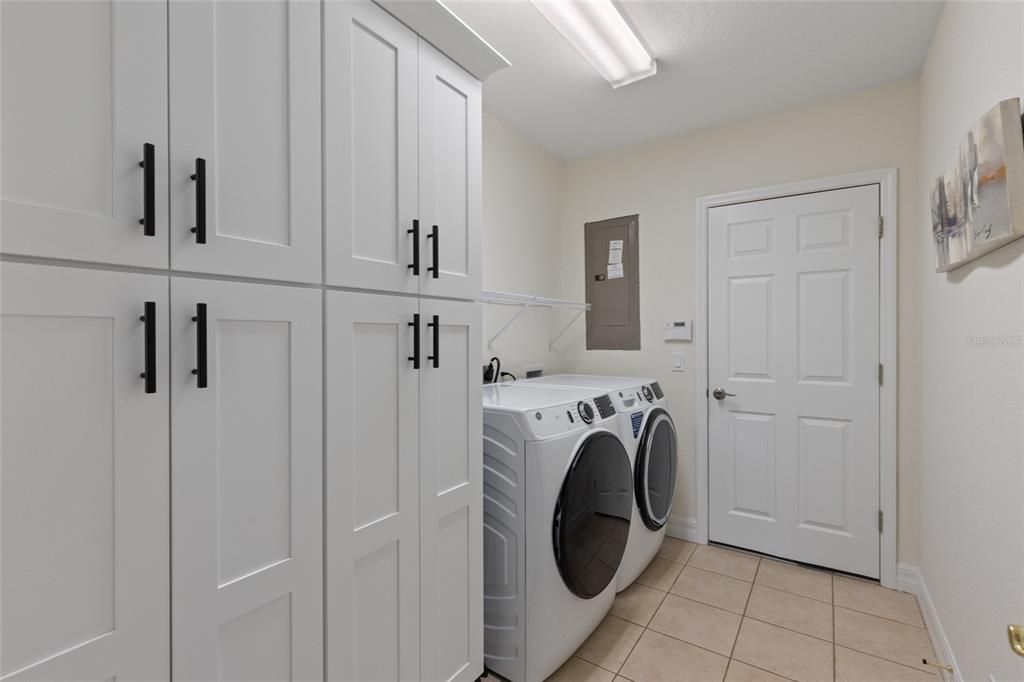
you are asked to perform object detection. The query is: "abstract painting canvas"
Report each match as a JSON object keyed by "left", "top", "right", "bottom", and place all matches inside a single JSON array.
[{"left": 931, "top": 98, "right": 1024, "bottom": 272}]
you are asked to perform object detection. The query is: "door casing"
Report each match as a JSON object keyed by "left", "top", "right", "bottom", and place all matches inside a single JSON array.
[{"left": 694, "top": 168, "right": 898, "bottom": 588}]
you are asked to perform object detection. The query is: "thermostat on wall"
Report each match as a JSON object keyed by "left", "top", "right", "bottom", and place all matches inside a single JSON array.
[{"left": 664, "top": 320, "right": 692, "bottom": 342}]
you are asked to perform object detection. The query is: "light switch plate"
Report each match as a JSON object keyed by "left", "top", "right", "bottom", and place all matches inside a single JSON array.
[{"left": 671, "top": 352, "right": 684, "bottom": 372}]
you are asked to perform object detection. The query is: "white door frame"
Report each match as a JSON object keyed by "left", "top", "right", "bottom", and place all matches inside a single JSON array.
[{"left": 695, "top": 168, "right": 898, "bottom": 588}]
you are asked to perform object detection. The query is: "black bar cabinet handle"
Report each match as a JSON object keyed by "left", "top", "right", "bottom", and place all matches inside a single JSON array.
[
  {"left": 138, "top": 143, "right": 155, "bottom": 236},
  {"left": 408, "top": 219, "right": 420, "bottom": 276},
  {"left": 190, "top": 158, "right": 207, "bottom": 244},
  {"left": 408, "top": 314, "right": 420, "bottom": 369},
  {"left": 427, "top": 224, "right": 439, "bottom": 279},
  {"left": 191, "top": 303, "right": 208, "bottom": 388},
  {"left": 140, "top": 301, "right": 156, "bottom": 394},
  {"left": 427, "top": 314, "right": 439, "bottom": 368}
]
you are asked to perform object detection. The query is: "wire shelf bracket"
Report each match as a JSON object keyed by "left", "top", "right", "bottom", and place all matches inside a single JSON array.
[{"left": 479, "top": 290, "right": 590, "bottom": 350}]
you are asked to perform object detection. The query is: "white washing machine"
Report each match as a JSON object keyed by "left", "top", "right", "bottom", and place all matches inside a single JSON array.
[
  {"left": 482, "top": 383, "right": 632, "bottom": 682},
  {"left": 521, "top": 375, "right": 678, "bottom": 591}
]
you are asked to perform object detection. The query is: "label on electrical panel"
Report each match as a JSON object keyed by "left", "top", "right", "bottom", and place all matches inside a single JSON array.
[{"left": 631, "top": 411, "right": 644, "bottom": 438}]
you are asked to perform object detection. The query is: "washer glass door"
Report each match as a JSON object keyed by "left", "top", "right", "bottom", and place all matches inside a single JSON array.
[
  {"left": 552, "top": 431, "right": 632, "bottom": 599},
  {"left": 636, "top": 408, "right": 677, "bottom": 530}
]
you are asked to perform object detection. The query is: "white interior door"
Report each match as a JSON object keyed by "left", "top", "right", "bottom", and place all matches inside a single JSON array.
[
  {"left": 707, "top": 185, "right": 881, "bottom": 578},
  {"left": 1, "top": 263, "right": 169, "bottom": 680},
  {"left": 1, "top": 0, "right": 168, "bottom": 268},
  {"left": 325, "top": 291, "right": 421, "bottom": 681},
  {"left": 324, "top": 0, "right": 419, "bottom": 294},
  {"left": 418, "top": 299, "right": 483, "bottom": 682},
  {"left": 417, "top": 42, "right": 482, "bottom": 301},
  {"left": 169, "top": 0, "right": 321, "bottom": 282},
  {"left": 170, "top": 278, "right": 322, "bottom": 680}
]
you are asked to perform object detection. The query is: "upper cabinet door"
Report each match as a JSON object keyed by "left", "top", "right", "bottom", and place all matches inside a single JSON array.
[
  {"left": 1, "top": 1, "right": 168, "bottom": 268},
  {"left": 418, "top": 299, "right": 483, "bottom": 682},
  {"left": 170, "top": 278, "right": 322, "bottom": 681},
  {"left": 418, "top": 42, "right": 482, "bottom": 301},
  {"left": 324, "top": 1, "right": 419, "bottom": 293},
  {"left": 1, "top": 263, "right": 169, "bottom": 680},
  {"left": 169, "top": 0, "right": 322, "bottom": 283}
]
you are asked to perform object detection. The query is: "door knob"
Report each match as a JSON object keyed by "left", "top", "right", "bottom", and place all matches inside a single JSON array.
[
  {"left": 1009, "top": 624, "right": 1024, "bottom": 657},
  {"left": 712, "top": 387, "right": 736, "bottom": 401}
]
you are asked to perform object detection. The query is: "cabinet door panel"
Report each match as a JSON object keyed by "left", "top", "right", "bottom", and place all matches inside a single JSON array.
[
  {"left": 169, "top": 0, "right": 321, "bottom": 282},
  {"left": 324, "top": 1, "right": 419, "bottom": 293},
  {"left": 419, "top": 300, "right": 482, "bottom": 682},
  {"left": 418, "top": 43, "right": 482, "bottom": 301},
  {"left": 325, "top": 291, "right": 420, "bottom": 681},
  {"left": 1, "top": 1, "right": 168, "bottom": 267},
  {"left": 1, "top": 263, "right": 169, "bottom": 680},
  {"left": 171, "top": 278, "right": 322, "bottom": 680}
]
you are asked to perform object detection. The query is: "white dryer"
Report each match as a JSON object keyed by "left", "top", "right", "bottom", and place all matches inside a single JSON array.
[
  {"left": 521, "top": 375, "right": 678, "bottom": 591},
  {"left": 482, "top": 383, "right": 632, "bottom": 682}
]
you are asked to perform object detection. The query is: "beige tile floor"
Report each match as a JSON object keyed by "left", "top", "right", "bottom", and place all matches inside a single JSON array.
[{"left": 541, "top": 541, "right": 941, "bottom": 682}]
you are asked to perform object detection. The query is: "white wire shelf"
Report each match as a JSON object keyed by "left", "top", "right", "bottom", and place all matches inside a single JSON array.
[{"left": 479, "top": 289, "right": 590, "bottom": 350}]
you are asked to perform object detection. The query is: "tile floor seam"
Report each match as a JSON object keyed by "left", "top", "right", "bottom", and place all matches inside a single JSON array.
[
  {"left": 832, "top": 602, "right": 927, "bottom": 629},
  {"left": 632, "top": 621, "right": 736, "bottom": 664},
  {"left": 752, "top": 578, "right": 832, "bottom": 604},
  {"left": 742, "top": 614, "right": 836, "bottom": 645},
  {"left": 833, "top": 645, "right": 942, "bottom": 679},
  {"left": 729, "top": 659, "right": 800, "bottom": 682},
  {"left": 832, "top": 575, "right": 837, "bottom": 682}
]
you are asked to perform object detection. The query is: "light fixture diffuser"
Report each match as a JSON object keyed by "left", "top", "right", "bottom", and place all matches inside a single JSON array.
[{"left": 531, "top": 0, "right": 656, "bottom": 88}]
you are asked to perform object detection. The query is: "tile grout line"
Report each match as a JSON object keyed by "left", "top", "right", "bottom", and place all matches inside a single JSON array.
[
  {"left": 612, "top": 547, "right": 695, "bottom": 678},
  {"left": 833, "top": 574, "right": 837, "bottom": 682}
]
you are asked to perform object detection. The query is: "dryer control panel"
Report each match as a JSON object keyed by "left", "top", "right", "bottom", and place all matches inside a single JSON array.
[{"left": 524, "top": 395, "right": 614, "bottom": 440}]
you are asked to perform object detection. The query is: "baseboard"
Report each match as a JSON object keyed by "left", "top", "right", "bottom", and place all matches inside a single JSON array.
[
  {"left": 896, "top": 563, "right": 962, "bottom": 682},
  {"left": 665, "top": 514, "right": 700, "bottom": 543}
]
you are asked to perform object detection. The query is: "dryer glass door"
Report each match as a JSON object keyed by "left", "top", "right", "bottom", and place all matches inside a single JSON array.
[
  {"left": 636, "top": 409, "right": 677, "bottom": 530},
  {"left": 553, "top": 431, "right": 632, "bottom": 599}
]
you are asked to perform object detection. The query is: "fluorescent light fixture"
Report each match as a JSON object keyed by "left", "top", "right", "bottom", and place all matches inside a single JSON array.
[{"left": 531, "top": 0, "right": 656, "bottom": 88}]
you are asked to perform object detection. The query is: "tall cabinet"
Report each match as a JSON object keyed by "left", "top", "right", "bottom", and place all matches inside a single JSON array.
[
  {"left": 324, "top": 4, "right": 483, "bottom": 680},
  {"left": 1, "top": 0, "right": 485, "bottom": 680}
]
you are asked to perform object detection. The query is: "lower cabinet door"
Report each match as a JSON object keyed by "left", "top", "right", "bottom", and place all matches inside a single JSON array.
[
  {"left": 325, "top": 291, "right": 421, "bottom": 681},
  {"left": 170, "top": 277, "right": 322, "bottom": 680},
  {"left": 1, "top": 262, "right": 169, "bottom": 680},
  {"left": 418, "top": 299, "right": 483, "bottom": 682}
]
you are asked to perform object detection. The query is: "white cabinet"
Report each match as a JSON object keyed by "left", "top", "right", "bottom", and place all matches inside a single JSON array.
[
  {"left": 169, "top": 0, "right": 322, "bottom": 282},
  {"left": 417, "top": 43, "right": 483, "bottom": 302},
  {"left": 170, "top": 278, "right": 323, "bottom": 680},
  {"left": 0, "top": 1, "right": 168, "bottom": 268},
  {"left": 0, "top": 263, "right": 169, "bottom": 680},
  {"left": 325, "top": 2, "right": 482, "bottom": 301},
  {"left": 326, "top": 293, "right": 482, "bottom": 682},
  {"left": 325, "top": 291, "right": 421, "bottom": 681},
  {"left": 324, "top": 1, "right": 419, "bottom": 294},
  {"left": 418, "top": 299, "right": 483, "bottom": 682}
]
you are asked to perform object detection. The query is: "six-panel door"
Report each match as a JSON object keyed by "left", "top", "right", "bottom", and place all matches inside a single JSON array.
[
  {"left": 1, "top": 263, "right": 169, "bottom": 680},
  {"left": 325, "top": 291, "right": 422, "bottom": 681},
  {"left": 707, "top": 185, "right": 881, "bottom": 578},
  {"left": 170, "top": 278, "right": 322, "bottom": 680},
  {"left": 419, "top": 299, "right": 483, "bottom": 682},
  {"left": 418, "top": 42, "right": 483, "bottom": 301},
  {"left": 0, "top": 0, "right": 168, "bottom": 268},
  {"left": 324, "top": 1, "right": 420, "bottom": 294},
  {"left": 168, "top": 0, "right": 322, "bottom": 282}
]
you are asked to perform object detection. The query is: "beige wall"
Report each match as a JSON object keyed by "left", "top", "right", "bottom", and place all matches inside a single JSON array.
[
  {"left": 917, "top": 3, "right": 1024, "bottom": 678},
  {"left": 481, "top": 114, "right": 567, "bottom": 378},
  {"left": 550, "top": 78, "right": 922, "bottom": 564}
]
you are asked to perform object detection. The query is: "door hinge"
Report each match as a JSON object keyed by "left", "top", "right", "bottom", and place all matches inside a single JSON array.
[
  {"left": 878, "top": 216, "right": 884, "bottom": 238},
  {"left": 878, "top": 509, "right": 884, "bottom": 533},
  {"left": 878, "top": 363, "right": 884, "bottom": 386}
]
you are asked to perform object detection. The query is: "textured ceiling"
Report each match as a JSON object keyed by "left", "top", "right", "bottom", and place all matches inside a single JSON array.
[{"left": 445, "top": 1, "right": 944, "bottom": 159}]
